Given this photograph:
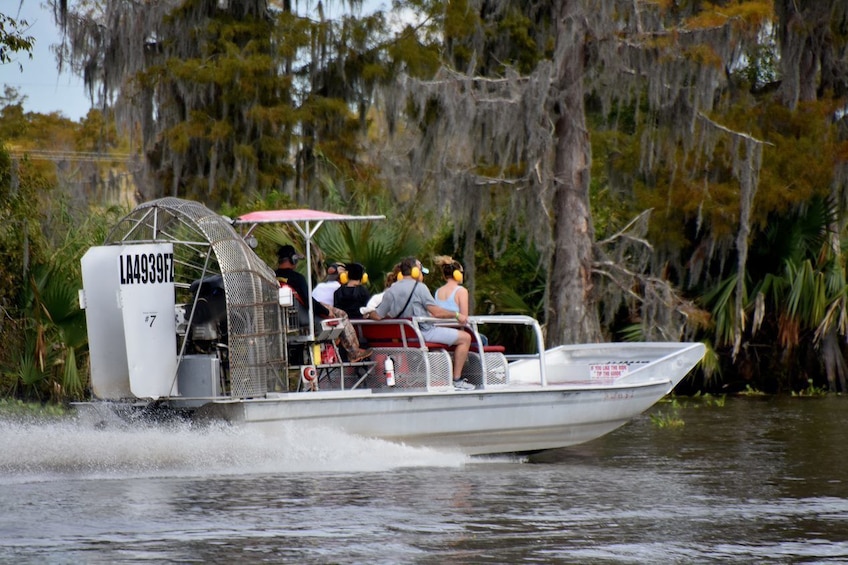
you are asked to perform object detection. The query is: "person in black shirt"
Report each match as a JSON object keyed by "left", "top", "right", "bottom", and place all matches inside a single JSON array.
[
  {"left": 275, "top": 245, "right": 330, "bottom": 317},
  {"left": 276, "top": 245, "right": 371, "bottom": 362},
  {"left": 333, "top": 262, "right": 371, "bottom": 319}
]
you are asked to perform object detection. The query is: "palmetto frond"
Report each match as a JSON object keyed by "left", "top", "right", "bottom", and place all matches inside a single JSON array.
[
  {"left": 18, "top": 351, "right": 45, "bottom": 389},
  {"left": 762, "top": 196, "right": 836, "bottom": 266},
  {"left": 61, "top": 347, "right": 83, "bottom": 399},
  {"left": 315, "top": 222, "right": 420, "bottom": 291},
  {"left": 785, "top": 259, "right": 827, "bottom": 327},
  {"left": 701, "top": 273, "right": 740, "bottom": 347},
  {"left": 18, "top": 259, "right": 90, "bottom": 400}
]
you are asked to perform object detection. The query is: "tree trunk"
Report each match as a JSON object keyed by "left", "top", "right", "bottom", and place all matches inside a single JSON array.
[
  {"left": 775, "top": 0, "right": 844, "bottom": 109},
  {"left": 545, "top": 1, "right": 601, "bottom": 347}
]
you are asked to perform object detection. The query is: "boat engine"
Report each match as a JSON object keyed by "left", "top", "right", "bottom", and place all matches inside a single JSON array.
[{"left": 184, "top": 275, "right": 228, "bottom": 354}]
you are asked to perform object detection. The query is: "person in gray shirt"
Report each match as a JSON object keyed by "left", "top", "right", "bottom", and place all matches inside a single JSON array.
[{"left": 366, "top": 256, "right": 474, "bottom": 390}]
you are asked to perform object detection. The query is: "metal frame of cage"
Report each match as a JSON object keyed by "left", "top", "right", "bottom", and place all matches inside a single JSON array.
[{"left": 103, "top": 197, "right": 285, "bottom": 399}]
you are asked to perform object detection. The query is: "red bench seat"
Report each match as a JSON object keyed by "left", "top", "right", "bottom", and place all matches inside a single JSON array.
[{"left": 357, "top": 319, "right": 505, "bottom": 353}]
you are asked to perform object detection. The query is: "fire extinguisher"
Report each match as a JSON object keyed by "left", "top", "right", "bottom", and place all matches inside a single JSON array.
[{"left": 385, "top": 356, "right": 395, "bottom": 387}]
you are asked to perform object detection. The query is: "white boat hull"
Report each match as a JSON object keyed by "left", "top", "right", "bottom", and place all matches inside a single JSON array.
[{"left": 197, "top": 342, "right": 704, "bottom": 455}]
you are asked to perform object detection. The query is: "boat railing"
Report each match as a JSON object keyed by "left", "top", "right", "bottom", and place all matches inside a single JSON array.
[
  {"left": 460, "top": 314, "right": 547, "bottom": 386},
  {"left": 352, "top": 314, "right": 547, "bottom": 389},
  {"left": 349, "top": 318, "right": 448, "bottom": 390}
]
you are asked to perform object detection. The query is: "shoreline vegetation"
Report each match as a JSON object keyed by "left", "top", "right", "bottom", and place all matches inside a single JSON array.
[
  {"left": 0, "top": 399, "right": 71, "bottom": 419},
  {"left": 3, "top": 2, "right": 848, "bottom": 402}
]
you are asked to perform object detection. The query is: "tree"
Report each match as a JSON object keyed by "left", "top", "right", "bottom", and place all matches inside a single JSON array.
[
  {"left": 547, "top": 2, "right": 598, "bottom": 343},
  {"left": 52, "top": 0, "right": 391, "bottom": 208},
  {"left": 0, "top": 92, "right": 130, "bottom": 400},
  {"left": 47, "top": 0, "right": 848, "bottom": 392},
  {"left": 591, "top": 4, "right": 848, "bottom": 390},
  {"left": 388, "top": 1, "right": 774, "bottom": 348},
  {"left": 775, "top": 1, "right": 848, "bottom": 109},
  {"left": 0, "top": 7, "right": 35, "bottom": 70}
]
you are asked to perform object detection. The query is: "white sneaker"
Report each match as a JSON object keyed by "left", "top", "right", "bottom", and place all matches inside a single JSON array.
[{"left": 453, "top": 378, "right": 476, "bottom": 391}]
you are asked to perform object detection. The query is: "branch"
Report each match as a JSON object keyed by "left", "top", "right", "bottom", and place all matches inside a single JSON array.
[
  {"left": 596, "top": 209, "right": 654, "bottom": 247},
  {"left": 697, "top": 112, "right": 775, "bottom": 146},
  {"left": 413, "top": 66, "right": 533, "bottom": 88},
  {"left": 593, "top": 261, "right": 644, "bottom": 302}
]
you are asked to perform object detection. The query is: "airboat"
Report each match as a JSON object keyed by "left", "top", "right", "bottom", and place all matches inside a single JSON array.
[{"left": 75, "top": 197, "right": 705, "bottom": 455}]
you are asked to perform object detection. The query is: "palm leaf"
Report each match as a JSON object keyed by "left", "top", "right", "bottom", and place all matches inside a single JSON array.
[
  {"left": 315, "top": 222, "right": 420, "bottom": 291},
  {"left": 61, "top": 347, "right": 84, "bottom": 400},
  {"left": 39, "top": 279, "right": 81, "bottom": 325},
  {"left": 618, "top": 323, "right": 644, "bottom": 342},
  {"left": 701, "top": 273, "right": 738, "bottom": 346},
  {"left": 786, "top": 259, "right": 830, "bottom": 326},
  {"left": 18, "top": 352, "right": 45, "bottom": 390}
]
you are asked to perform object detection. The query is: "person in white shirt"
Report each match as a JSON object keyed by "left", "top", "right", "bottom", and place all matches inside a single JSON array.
[{"left": 312, "top": 262, "right": 345, "bottom": 306}]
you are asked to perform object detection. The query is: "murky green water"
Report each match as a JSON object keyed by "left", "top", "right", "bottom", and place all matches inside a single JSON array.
[{"left": 1, "top": 396, "right": 847, "bottom": 563}]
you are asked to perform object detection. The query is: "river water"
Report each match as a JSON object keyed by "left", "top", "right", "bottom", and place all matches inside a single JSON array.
[{"left": 2, "top": 396, "right": 848, "bottom": 564}]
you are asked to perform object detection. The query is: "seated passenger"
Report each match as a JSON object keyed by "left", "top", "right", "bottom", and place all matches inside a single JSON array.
[
  {"left": 433, "top": 255, "right": 487, "bottom": 345},
  {"left": 312, "top": 262, "right": 346, "bottom": 306},
  {"left": 360, "top": 263, "right": 400, "bottom": 316},
  {"left": 275, "top": 245, "right": 371, "bottom": 363},
  {"left": 365, "top": 256, "right": 474, "bottom": 390},
  {"left": 333, "top": 262, "right": 371, "bottom": 319}
]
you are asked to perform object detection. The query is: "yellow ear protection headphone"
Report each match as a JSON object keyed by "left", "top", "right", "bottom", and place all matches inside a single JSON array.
[
  {"left": 396, "top": 264, "right": 420, "bottom": 281},
  {"left": 339, "top": 267, "right": 368, "bottom": 285},
  {"left": 440, "top": 260, "right": 463, "bottom": 282}
]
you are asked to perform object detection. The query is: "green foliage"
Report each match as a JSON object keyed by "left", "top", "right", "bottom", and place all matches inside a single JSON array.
[
  {"left": 17, "top": 352, "right": 43, "bottom": 393},
  {"left": 650, "top": 393, "right": 732, "bottom": 426},
  {"left": 22, "top": 0, "right": 848, "bottom": 398},
  {"left": 667, "top": 392, "right": 727, "bottom": 408},
  {"left": 314, "top": 220, "right": 422, "bottom": 292},
  {"left": 15, "top": 261, "right": 88, "bottom": 401},
  {"left": 0, "top": 145, "right": 45, "bottom": 318},
  {"left": 738, "top": 384, "right": 766, "bottom": 397},
  {"left": 469, "top": 224, "right": 546, "bottom": 321},
  {"left": 649, "top": 412, "right": 685, "bottom": 428},
  {"left": 0, "top": 398, "right": 69, "bottom": 419},
  {"left": 0, "top": 142, "right": 124, "bottom": 401},
  {"left": 438, "top": 0, "right": 546, "bottom": 75},
  {"left": 423, "top": 221, "right": 546, "bottom": 351},
  {"left": 701, "top": 273, "right": 742, "bottom": 348},
  {"left": 0, "top": 12, "right": 35, "bottom": 69},
  {"left": 689, "top": 391, "right": 727, "bottom": 408},
  {"left": 792, "top": 379, "right": 828, "bottom": 397},
  {"left": 731, "top": 42, "right": 778, "bottom": 91},
  {"left": 697, "top": 341, "right": 722, "bottom": 386},
  {"left": 82, "top": 3, "right": 399, "bottom": 208},
  {"left": 592, "top": 70, "right": 848, "bottom": 392},
  {"left": 649, "top": 399, "right": 685, "bottom": 428}
]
